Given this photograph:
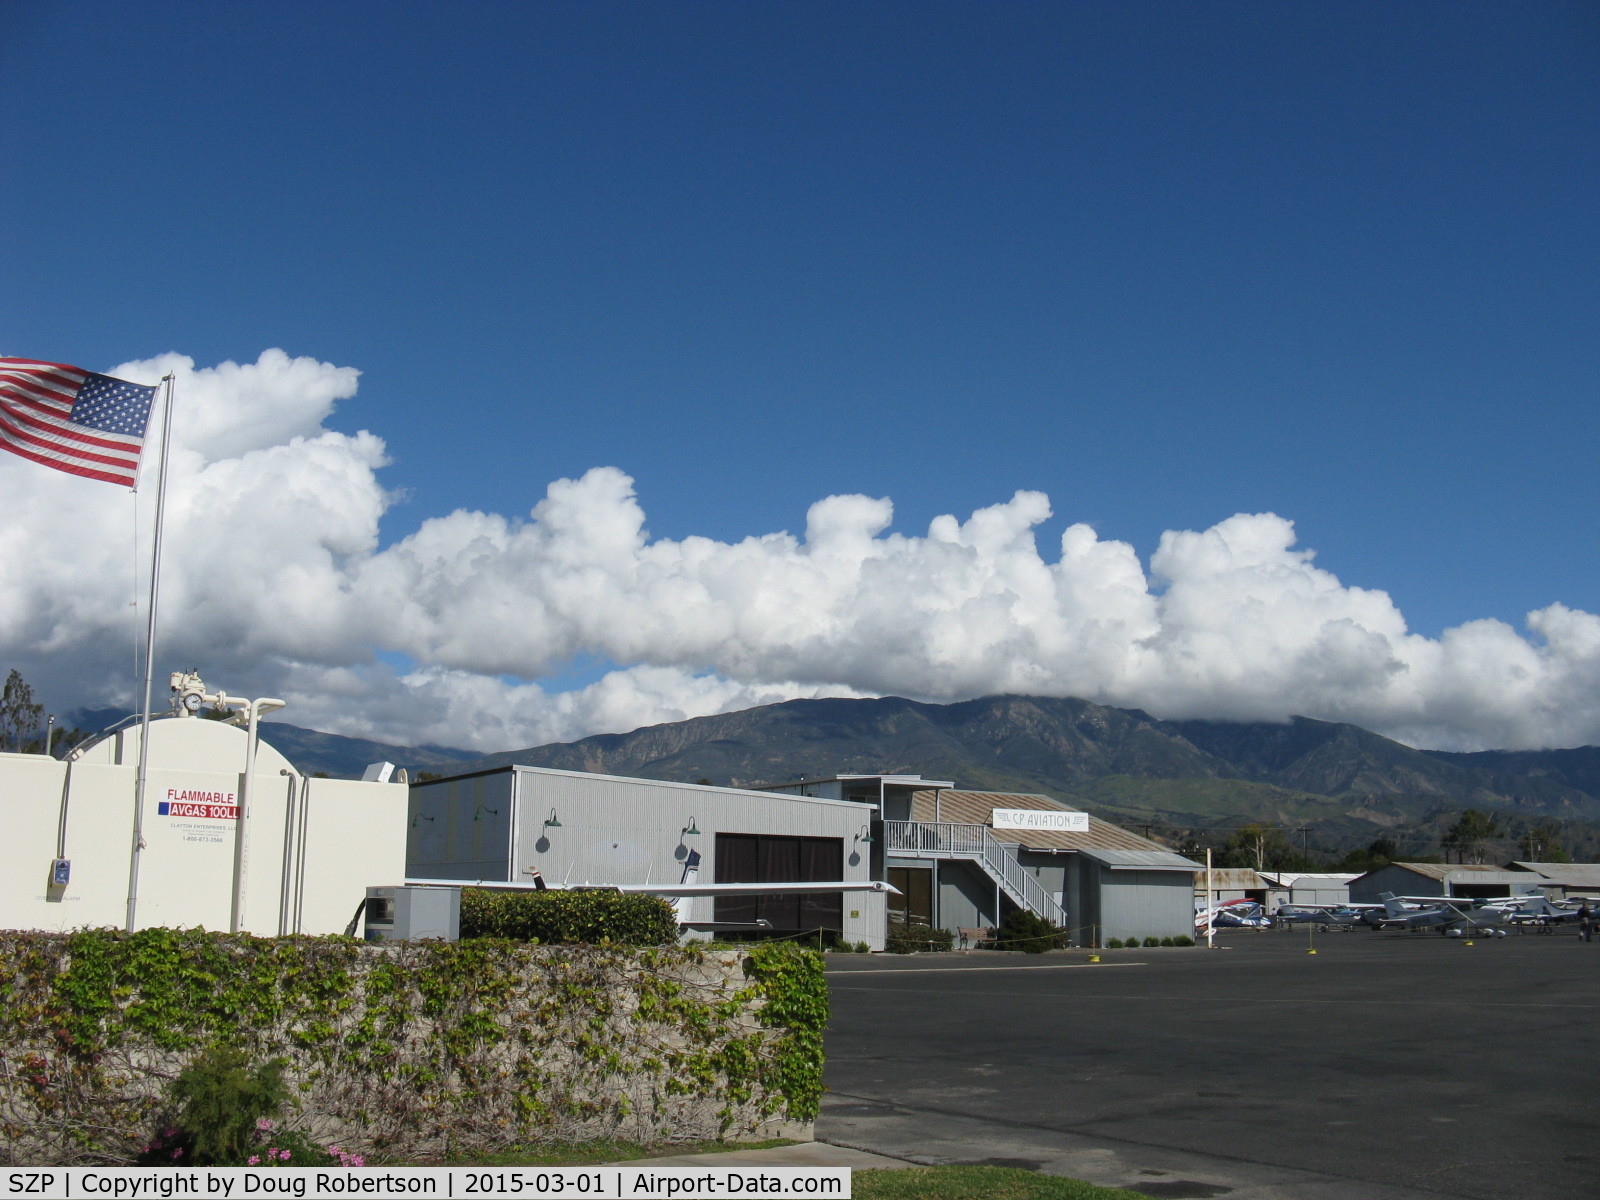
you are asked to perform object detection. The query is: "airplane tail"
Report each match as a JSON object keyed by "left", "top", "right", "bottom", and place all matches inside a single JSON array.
[{"left": 1379, "top": 891, "right": 1408, "bottom": 917}]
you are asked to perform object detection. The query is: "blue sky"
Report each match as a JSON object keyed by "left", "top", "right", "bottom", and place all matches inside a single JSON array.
[{"left": 1, "top": 2, "right": 1597, "bottom": 751}]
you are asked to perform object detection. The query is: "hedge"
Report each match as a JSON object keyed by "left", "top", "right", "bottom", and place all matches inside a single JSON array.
[{"left": 458, "top": 887, "right": 679, "bottom": 944}]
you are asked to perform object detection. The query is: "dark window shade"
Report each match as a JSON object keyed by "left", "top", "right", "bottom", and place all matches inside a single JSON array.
[{"left": 714, "top": 833, "right": 844, "bottom": 932}]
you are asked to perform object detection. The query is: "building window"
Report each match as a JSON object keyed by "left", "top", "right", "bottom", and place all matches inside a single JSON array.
[
  {"left": 887, "top": 867, "right": 932, "bottom": 926},
  {"left": 714, "top": 833, "right": 844, "bottom": 933}
]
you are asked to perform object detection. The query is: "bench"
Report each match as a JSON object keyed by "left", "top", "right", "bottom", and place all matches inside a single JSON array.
[{"left": 958, "top": 926, "right": 995, "bottom": 950}]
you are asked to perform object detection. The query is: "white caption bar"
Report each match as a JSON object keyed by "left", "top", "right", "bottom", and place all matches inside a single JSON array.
[{"left": 0, "top": 1168, "right": 851, "bottom": 1200}]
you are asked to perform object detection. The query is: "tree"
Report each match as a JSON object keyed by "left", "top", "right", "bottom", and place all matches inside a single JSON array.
[
  {"left": 1215, "top": 823, "right": 1321, "bottom": 873},
  {"left": 0, "top": 669, "right": 44, "bottom": 752},
  {"left": 1337, "top": 836, "right": 1398, "bottom": 874},
  {"left": 1518, "top": 820, "right": 1569, "bottom": 864},
  {"left": 1442, "top": 809, "right": 1502, "bottom": 864}
]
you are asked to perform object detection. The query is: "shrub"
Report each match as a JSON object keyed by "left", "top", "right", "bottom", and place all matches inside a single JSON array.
[
  {"left": 992, "top": 911, "right": 1068, "bottom": 954},
  {"left": 1142, "top": 936, "right": 1160, "bottom": 948},
  {"left": 459, "top": 888, "right": 677, "bottom": 944},
  {"left": 1174, "top": 934, "right": 1195, "bottom": 947},
  {"left": 1104, "top": 937, "right": 1123, "bottom": 949},
  {"left": 1160, "top": 936, "right": 1175, "bottom": 947},
  {"left": 885, "top": 923, "right": 954, "bottom": 953},
  {"left": 137, "top": 1045, "right": 289, "bottom": 1166}
]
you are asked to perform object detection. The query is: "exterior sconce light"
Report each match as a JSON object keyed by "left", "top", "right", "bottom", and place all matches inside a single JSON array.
[
  {"left": 543, "top": 808, "right": 563, "bottom": 829},
  {"left": 410, "top": 813, "right": 435, "bottom": 829},
  {"left": 473, "top": 804, "right": 500, "bottom": 821},
  {"left": 856, "top": 824, "right": 874, "bottom": 844},
  {"left": 681, "top": 817, "right": 701, "bottom": 837}
]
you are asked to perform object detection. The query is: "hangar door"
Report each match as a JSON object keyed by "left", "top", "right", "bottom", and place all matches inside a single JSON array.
[{"left": 715, "top": 833, "right": 843, "bottom": 934}]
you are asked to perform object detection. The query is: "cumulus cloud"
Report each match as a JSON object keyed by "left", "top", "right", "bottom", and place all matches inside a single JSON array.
[{"left": 2, "top": 349, "right": 1597, "bottom": 753}]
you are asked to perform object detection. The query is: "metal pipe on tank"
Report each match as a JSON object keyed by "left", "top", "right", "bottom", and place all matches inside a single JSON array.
[
  {"left": 293, "top": 773, "right": 311, "bottom": 934},
  {"left": 55, "top": 760, "right": 74, "bottom": 860},
  {"left": 277, "top": 769, "right": 299, "bottom": 936},
  {"left": 209, "top": 693, "right": 284, "bottom": 934}
]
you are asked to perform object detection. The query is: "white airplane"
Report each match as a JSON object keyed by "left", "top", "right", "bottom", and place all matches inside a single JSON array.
[{"left": 1374, "top": 892, "right": 1509, "bottom": 936}]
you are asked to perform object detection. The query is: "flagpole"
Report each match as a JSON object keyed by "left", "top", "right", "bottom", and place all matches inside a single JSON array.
[{"left": 125, "top": 373, "right": 176, "bottom": 933}]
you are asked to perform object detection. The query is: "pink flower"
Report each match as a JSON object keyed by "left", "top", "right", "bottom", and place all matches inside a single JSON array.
[
  {"left": 281, "top": 1152, "right": 291, "bottom": 1162},
  {"left": 247, "top": 1157, "right": 260, "bottom": 1166},
  {"left": 257, "top": 1117, "right": 274, "bottom": 1131},
  {"left": 171, "top": 1148, "right": 183, "bottom": 1160}
]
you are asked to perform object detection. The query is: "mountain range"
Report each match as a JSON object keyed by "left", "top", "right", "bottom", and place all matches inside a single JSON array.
[{"left": 427, "top": 694, "right": 1600, "bottom": 854}]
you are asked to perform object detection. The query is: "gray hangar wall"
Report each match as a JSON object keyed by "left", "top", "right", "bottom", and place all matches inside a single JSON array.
[{"left": 407, "top": 765, "right": 886, "bottom": 948}]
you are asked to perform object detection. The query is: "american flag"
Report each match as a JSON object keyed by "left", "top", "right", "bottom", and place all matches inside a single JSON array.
[{"left": 0, "top": 357, "right": 158, "bottom": 487}]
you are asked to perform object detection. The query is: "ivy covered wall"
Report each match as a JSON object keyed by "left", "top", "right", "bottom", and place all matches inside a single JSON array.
[{"left": 0, "top": 930, "right": 826, "bottom": 1166}]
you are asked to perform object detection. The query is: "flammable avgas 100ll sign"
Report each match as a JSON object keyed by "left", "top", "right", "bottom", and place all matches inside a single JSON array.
[{"left": 158, "top": 787, "right": 238, "bottom": 820}]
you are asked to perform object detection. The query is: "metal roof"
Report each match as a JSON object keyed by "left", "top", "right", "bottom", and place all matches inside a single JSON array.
[
  {"left": 1509, "top": 862, "right": 1600, "bottom": 887},
  {"left": 1081, "top": 848, "right": 1202, "bottom": 872},
  {"left": 912, "top": 789, "right": 1193, "bottom": 857},
  {"left": 1273, "top": 872, "right": 1360, "bottom": 887},
  {"left": 757, "top": 773, "right": 954, "bottom": 791},
  {"left": 1383, "top": 862, "right": 1525, "bottom": 882},
  {"left": 1203, "top": 867, "right": 1272, "bottom": 890}
]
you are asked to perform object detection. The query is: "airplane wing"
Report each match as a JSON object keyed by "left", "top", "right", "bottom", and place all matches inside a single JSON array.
[{"left": 614, "top": 880, "right": 902, "bottom": 897}]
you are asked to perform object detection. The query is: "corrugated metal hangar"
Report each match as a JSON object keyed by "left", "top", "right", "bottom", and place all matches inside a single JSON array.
[
  {"left": 1349, "top": 862, "right": 1540, "bottom": 903},
  {"left": 406, "top": 765, "right": 891, "bottom": 948}
]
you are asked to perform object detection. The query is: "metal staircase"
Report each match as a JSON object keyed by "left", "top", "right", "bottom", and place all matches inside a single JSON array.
[{"left": 882, "top": 820, "right": 1067, "bottom": 927}]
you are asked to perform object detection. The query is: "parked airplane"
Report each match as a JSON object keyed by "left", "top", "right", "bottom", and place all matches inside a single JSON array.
[
  {"left": 1506, "top": 897, "right": 1585, "bottom": 930},
  {"left": 1274, "top": 904, "right": 1373, "bottom": 931},
  {"left": 1375, "top": 892, "right": 1509, "bottom": 936},
  {"left": 1197, "top": 899, "right": 1273, "bottom": 933}
]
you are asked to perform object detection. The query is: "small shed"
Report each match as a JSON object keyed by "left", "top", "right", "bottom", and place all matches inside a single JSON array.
[
  {"left": 1199, "top": 867, "right": 1273, "bottom": 905},
  {"left": 1276, "top": 872, "right": 1359, "bottom": 907}
]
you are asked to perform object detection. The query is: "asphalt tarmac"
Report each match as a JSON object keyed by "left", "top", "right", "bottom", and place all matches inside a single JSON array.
[{"left": 817, "top": 930, "right": 1599, "bottom": 1200}]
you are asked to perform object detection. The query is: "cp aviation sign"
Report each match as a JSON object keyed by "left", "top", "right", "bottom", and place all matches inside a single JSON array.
[{"left": 991, "top": 808, "right": 1089, "bottom": 832}]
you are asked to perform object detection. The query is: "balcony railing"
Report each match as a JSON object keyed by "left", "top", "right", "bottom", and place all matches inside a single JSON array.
[{"left": 882, "top": 820, "right": 1067, "bottom": 926}]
